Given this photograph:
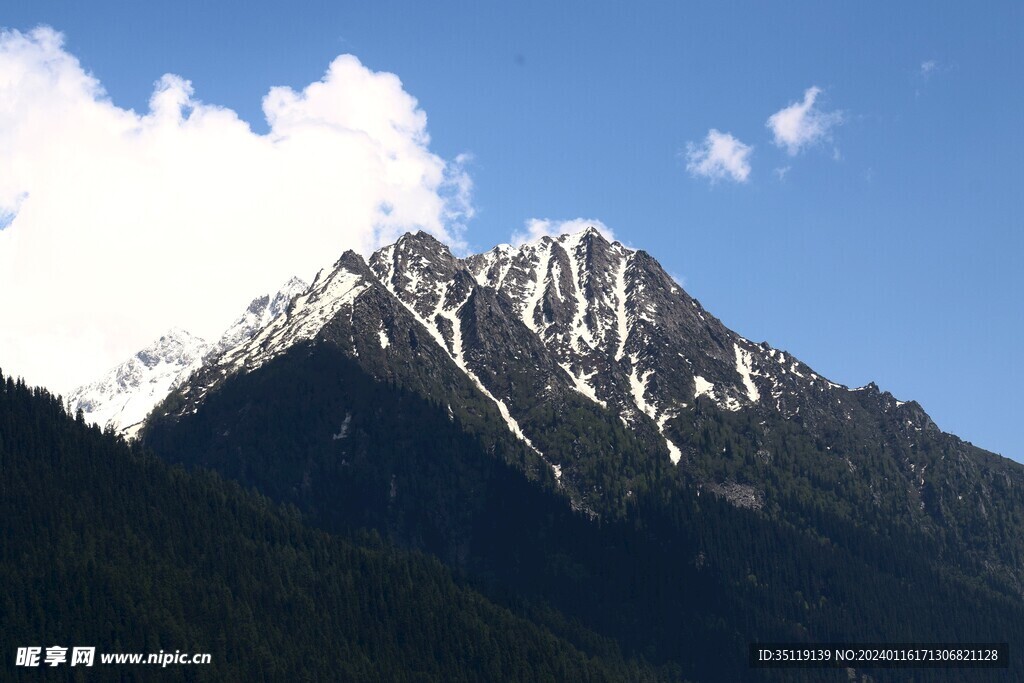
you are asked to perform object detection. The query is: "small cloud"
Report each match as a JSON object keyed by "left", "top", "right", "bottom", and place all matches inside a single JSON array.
[
  {"left": 913, "top": 59, "right": 953, "bottom": 96},
  {"left": 685, "top": 129, "right": 752, "bottom": 183},
  {"left": 773, "top": 166, "right": 790, "bottom": 181},
  {"left": 766, "top": 86, "right": 843, "bottom": 156},
  {"left": 511, "top": 218, "right": 614, "bottom": 246}
]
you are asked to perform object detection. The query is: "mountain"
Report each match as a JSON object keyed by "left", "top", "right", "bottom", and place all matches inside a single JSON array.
[
  {"left": 137, "top": 229, "right": 1024, "bottom": 680},
  {"left": 142, "top": 228, "right": 1024, "bottom": 597},
  {"left": 141, "top": 229, "right": 1014, "bottom": 567},
  {"left": 67, "top": 277, "right": 307, "bottom": 436}
]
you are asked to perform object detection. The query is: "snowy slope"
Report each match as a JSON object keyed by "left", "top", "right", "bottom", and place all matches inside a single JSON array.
[
  {"left": 66, "top": 329, "right": 211, "bottom": 435},
  {"left": 68, "top": 277, "right": 307, "bottom": 435},
  {"left": 207, "top": 276, "right": 309, "bottom": 360}
]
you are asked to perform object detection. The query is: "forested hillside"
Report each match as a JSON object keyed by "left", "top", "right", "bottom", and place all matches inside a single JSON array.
[
  {"left": 0, "top": 370, "right": 666, "bottom": 681},
  {"left": 145, "top": 346, "right": 1024, "bottom": 682}
]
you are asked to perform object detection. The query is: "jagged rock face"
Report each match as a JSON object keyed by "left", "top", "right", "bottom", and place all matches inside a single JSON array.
[
  {"left": 463, "top": 228, "right": 878, "bottom": 462},
  {"left": 369, "top": 233, "right": 463, "bottom": 321},
  {"left": 476, "top": 230, "right": 954, "bottom": 462},
  {"left": 370, "top": 236, "right": 591, "bottom": 444},
  {"left": 466, "top": 231, "right": 713, "bottom": 461}
]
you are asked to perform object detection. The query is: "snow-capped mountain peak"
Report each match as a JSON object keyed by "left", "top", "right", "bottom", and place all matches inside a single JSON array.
[
  {"left": 68, "top": 277, "right": 309, "bottom": 436},
  {"left": 206, "top": 276, "right": 309, "bottom": 360},
  {"left": 67, "top": 328, "right": 211, "bottom": 435}
]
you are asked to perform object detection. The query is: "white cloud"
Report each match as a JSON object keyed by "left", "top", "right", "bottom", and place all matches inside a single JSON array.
[
  {"left": 510, "top": 218, "right": 614, "bottom": 247},
  {"left": 0, "top": 26, "right": 473, "bottom": 394},
  {"left": 920, "top": 60, "right": 937, "bottom": 79},
  {"left": 766, "top": 86, "right": 843, "bottom": 155},
  {"left": 685, "top": 129, "right": 752, "bottom": 183}
]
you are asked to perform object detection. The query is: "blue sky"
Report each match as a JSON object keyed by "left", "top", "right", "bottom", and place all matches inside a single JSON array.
[{"left": 3, "top": 1, "right": 1021, "bottom": 459}]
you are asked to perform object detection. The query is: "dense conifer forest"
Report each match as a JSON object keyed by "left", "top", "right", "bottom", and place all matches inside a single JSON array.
[{"left": 0, "top": 370, "right": 668, "bottom": 681}]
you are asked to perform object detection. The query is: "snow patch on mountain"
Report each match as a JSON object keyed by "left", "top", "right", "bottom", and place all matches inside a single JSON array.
[
  {"left": 564, "top": 364, "right": 606, "bottom": 408},
  {"left": 734, "top": 343, "right": 761, "bottom": 403},
  {"left": 628, "top": 359, "right": 656, "bottom": 420},
  {"left": 613, "top": 254, "right": 631, "bottom": 361},
  {"left": 693, "top": 375, "right": 716, "bottom": 401},
  {"left": 657, "top": 413, "right": 683, "bottom": 465}
]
